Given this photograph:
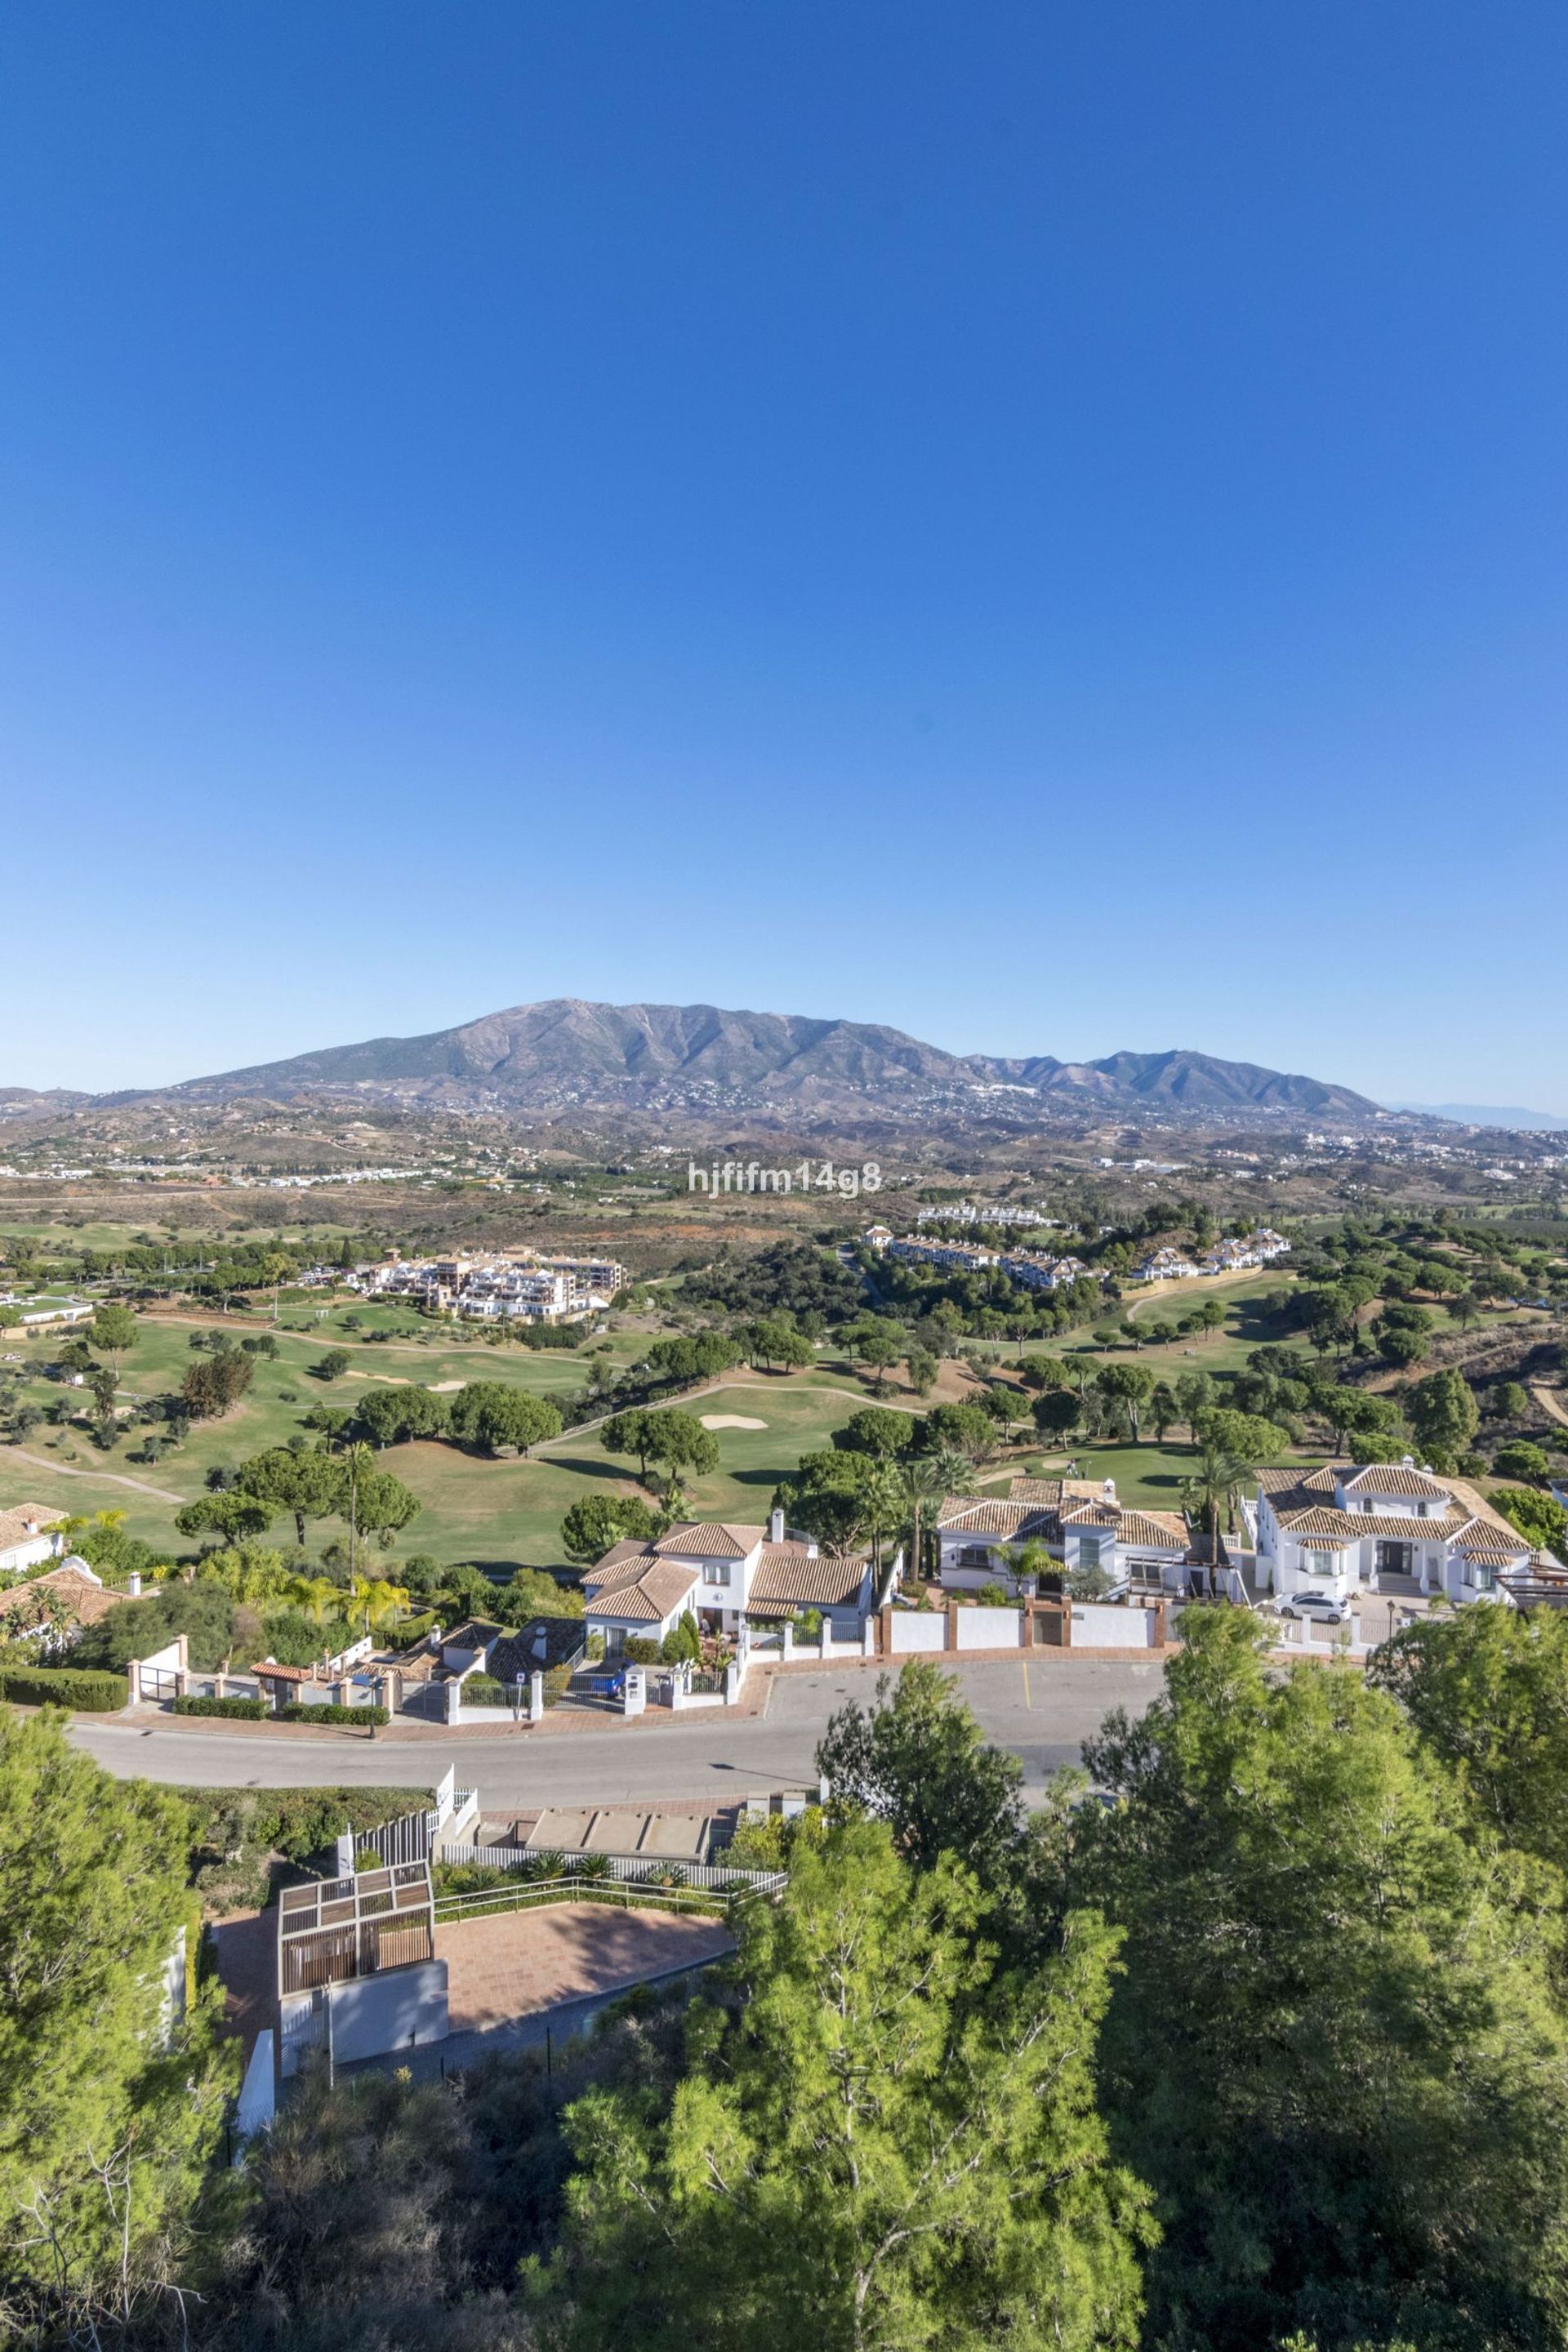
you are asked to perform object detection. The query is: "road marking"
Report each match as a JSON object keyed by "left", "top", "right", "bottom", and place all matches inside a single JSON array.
[{"left": 1021, "top": 1661, "right": 1031, "bottom": 1709}]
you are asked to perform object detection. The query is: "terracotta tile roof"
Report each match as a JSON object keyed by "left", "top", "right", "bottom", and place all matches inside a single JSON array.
[
  {"left": 0, "top": 1563, "right": 123, "bottom": 1628},
  {"left": 748, "top": 1545, "right": 870, "bottom": 1610},
  {"left": 585, "top": 1561, "right": 698, "bottom": 1625},
  {"left": 1116, "top": 1510, "right": 1189, "bottom": 1550},
  {"left": 653, "top": 1521, "right": 763, "bottom": 1559},
  {"left": 935, "top": 1497, "right": 1041, "bottom": 1538},
  {"left": 254, "top": 1659, "right": 313, "bottom": 1683},
  {"left": 1008, "top": 1477, "right": 1106, "bottom": 1507},
  {"left": 1342, "top": 1463, "right": 1452, "bottom": 1499},
  {"left": 0, "top": 1503, "right": 66, "bottom": 1555},
  {"left": 1276, "top": 1504, "right": 1465, "bottom": 1544},
  {"left": 583, "top": 1548, "right": 662, "bottom": 1597}
]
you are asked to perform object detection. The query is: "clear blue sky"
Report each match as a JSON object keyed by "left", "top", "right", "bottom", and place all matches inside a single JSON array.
[{"left": 3, "top": 4, "right": 1566, "bottom": 1107}]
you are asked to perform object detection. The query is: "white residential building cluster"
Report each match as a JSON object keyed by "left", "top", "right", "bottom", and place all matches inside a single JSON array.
[
  {"left": 862, "top": 1227, "right": 1094, "bottom": 1293},
  {"left": 354, "top": 1248, "right": 626, "bottom": 1324},
  {"left": 1132, "top": 1229, "right": 1291, "bottom": 1282}
]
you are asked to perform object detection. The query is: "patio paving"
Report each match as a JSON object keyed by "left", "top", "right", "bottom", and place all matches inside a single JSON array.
[{"left": 439, "top": 1901, "right": 734, "bottom": 2038}]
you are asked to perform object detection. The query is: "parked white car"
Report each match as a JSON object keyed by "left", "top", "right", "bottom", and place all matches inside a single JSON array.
[{"left": 1277, "top": 1590, "right": 1354, "bottom": 1626}]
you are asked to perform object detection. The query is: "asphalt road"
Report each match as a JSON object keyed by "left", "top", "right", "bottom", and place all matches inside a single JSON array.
[{"left": 68, "top": 1658, "right": 1161, "bottom": 1807}]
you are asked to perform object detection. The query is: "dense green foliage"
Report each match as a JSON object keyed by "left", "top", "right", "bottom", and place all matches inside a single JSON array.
[
  {"left": 172, "top": 1694, "right": 270, "bottom": 1719},
  {"left": 0, "top": 1663, "right": 127, "bottom": 1710},
  {"left": 0, "top": 1712, "right": 234, "bottom": 2342}
]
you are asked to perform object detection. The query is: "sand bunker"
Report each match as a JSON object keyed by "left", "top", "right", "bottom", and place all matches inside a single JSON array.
[
  {"left": 700, "top": 1414, "right": 766, "bottom": 1431},
  {"left": 429, "top": 1381, "right": 466, "bottom": 1392}
]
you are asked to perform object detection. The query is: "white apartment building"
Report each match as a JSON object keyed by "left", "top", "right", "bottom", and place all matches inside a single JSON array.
[
  {"left": 866, "top": 1230, "right": 1094, "bottom": 1293},
  {"left": 357, "top": 1249, "right": 625, "bottom": 1324}
]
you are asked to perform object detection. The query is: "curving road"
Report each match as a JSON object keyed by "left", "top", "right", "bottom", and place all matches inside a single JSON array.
[{"left": 69, "top": 1658, "right": 1161, "bottom": 1808}]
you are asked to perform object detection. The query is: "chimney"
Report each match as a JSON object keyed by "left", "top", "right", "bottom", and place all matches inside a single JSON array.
[
  {"left": 769, "top": 1506, "right": 786, "bottom": 1545},
  {"left": 1102, "top": 1478, "right": 1116, "bottom": 1503}
]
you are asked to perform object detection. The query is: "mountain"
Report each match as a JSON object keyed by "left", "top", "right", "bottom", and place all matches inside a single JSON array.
[
  {"left": 1389, "top": 1102, "right": 1568, "bottom": 1133},
  {"left": 146, "top": 999, "right": 1383, "bottom": 1127}
]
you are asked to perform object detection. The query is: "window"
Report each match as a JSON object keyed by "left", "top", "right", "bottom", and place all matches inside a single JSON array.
[
  {"left": 1469, "top": 1563, "right": 1494, "bottom": 1592},
  {"left": 707, "top": 1562, "right": 732, "bottom": 1588},
  {"left": 1078, "top": 1536, "right": 1102, "bottom": 1571}
]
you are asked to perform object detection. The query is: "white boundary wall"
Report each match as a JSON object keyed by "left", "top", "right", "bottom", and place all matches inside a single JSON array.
[
  {"left": 888, "top": 1615, "right": 948, "bottom": 1655},
  {"left": 954, "top": 1606, "right": 1023, "bottom": 1650}
]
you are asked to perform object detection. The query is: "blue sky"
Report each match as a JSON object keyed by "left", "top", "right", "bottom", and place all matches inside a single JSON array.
[{"left": 2, "top": 3, "right": 1566, "bottom": 1107}]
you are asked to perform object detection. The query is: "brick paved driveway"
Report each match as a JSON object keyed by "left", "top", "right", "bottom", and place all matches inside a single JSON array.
[{"left": 438, "top": 1901, "right": 734, "bottom": 2034}]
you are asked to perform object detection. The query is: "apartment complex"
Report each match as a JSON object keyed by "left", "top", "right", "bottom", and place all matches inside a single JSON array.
[
  {"left": 862, "top": 1227, "right": 1094, "bottom": 1294},
  {"left": 355, "top": 1248, "right": 625, "bottom": 1324}
]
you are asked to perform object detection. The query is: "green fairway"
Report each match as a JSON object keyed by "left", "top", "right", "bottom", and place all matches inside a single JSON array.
[{"left": 0, "top": 1318, "right": 884, "bottom": 1571}]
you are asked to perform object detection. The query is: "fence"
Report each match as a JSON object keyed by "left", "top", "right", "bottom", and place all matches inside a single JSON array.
[
  {"left": 355, "top": 1792, "right": 479, "bottom": 1867},
  {"left": 433, "top": 1845, "right": 786, "bottom": 1895},
  {"left": 431, "top": 1872, "right": 782, "bottom": 1930}
]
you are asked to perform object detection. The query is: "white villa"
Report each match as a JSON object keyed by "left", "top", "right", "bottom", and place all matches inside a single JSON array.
[
  {"left": 1250, "top": 1459, "right": 1537, "bottom": 1605},
  {"left": 935, "top": 1477, "right": 1190, "bottom": 1595},
  {"left": 584, "top": 1508, "right": 882, "bottom": 1653},
  {"left": 0, "top": 1503, "right": 66, "bottom": 1579}
]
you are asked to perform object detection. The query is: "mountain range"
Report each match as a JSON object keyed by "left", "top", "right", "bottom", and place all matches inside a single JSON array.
[{"left": 102, "top": 998, "right": 1383, "bottom": 1129}]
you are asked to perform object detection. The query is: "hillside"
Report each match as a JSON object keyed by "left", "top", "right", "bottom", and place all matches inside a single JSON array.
[{"left": 129, "top": 998, "right": 1382, "bottom": 1128}]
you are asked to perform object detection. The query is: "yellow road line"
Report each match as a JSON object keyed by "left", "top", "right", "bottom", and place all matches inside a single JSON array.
[{"left": 1021, "top": 1661, "right": 1031, "bottom": 1709}]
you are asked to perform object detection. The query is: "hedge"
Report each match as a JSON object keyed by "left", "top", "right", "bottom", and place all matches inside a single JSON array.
[
  {"left": 279, "top": 1701, "right": 390, "bottom": 1727},
  {"left": 0, "top": 1665, "right": 127, "bottom": 1713},
  {"left": 172, "top": 1694, "right": 269, "bottom": 1721}
]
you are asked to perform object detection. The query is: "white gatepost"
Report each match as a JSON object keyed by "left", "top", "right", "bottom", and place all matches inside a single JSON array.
[
  {"left": 333, "top": 1832, "right": 355, "bottom": 1877},
  {"left": 780, "top": 1620, "right": 794, "bottom": 1662},
  {"left": 528, "top": 1670, "right": 545, "bottom": 1724},
  {"left": 434, "top": 1762, "right": 457, "bottom": 1821},
  {"left": 443, "top": 1680, "right": 462, "bottom": 1726},
  {"left": 622, "top": 1666, "right": 646, "bottom": 1717},
  {"left": 724, "top": 1660, "right": 742, "bottom": 1704}
]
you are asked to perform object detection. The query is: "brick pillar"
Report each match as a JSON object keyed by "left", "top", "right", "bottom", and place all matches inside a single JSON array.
[
  {"left": 946, "top": 1601, "right": 960, "bottom": 1652},
  {"left": 1061, "top": 1599, "right": 1073, "bottom": 1649},
  {"left": 1021, "top": 1606, "right": 1035, "bottom": 1650},
  {"left": 879, "top": 1602, "right": 893, "bottom": 1658},
  {"left": 126, "top": 1661, "right": 140, "bottom": 1708},
  {"left": 1152, "top": 1600, "right": 1167, "bottom": 1647}
]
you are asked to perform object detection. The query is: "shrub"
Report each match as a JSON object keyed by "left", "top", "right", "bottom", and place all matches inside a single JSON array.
[
  {"left": 0, "top": 1664, "right": 127, "bottom": 1712},
  {"left": 172, "top": 1694, "right": 269, "bottom": 1720},
  {"left": 278, "top": 1702, "right": 389, "bottom": 1726},
  {"left": 461, "top": 1674, "right": 514, "bottom": 1706}
]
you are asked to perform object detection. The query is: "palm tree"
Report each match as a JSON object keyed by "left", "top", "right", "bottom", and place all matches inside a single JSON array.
[
  {"left": 350, "top": 1575, "right": 412, "bottom": 1637},
  {"left": 897, "top": 1449, "right": 971, "bottom": 1585},
  {"left": 341, "top": 1441, "right": 376, "bottom": 1577},
  {"left": 1180, "top": 1433, "right": 1263, "bottom": 1582}
]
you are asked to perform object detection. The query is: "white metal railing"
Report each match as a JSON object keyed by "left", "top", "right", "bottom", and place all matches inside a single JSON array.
[
  {"left": 434, "top": 1844, "right": 784, "bottom": 1894},
  {"left": 431, "top": 1872, "right": 781, "bottom": 1927}
]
